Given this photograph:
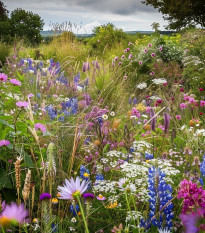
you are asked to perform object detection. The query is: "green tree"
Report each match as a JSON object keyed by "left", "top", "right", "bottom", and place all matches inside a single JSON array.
[
  {"left": 151, "top": 22, "right": 160, "bottom": 32},
  {"left": 142, "top": 0, "right": 205, "bottom": 30},
  {"left": 10, "top": 8, "right": 44, "bottom": 44}
]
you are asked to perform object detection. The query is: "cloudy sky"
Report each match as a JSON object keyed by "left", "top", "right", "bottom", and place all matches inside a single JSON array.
[{"left": 3, "top": 0, "right": 168, "bottom": 33}]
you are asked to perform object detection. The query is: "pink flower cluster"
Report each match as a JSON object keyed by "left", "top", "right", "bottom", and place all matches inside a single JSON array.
[
  {"left": 177, "top": 179, "right": 205, "bottom": 214},
  {"left": 131, "top": 107, "right": 140, "bottom": 118}
]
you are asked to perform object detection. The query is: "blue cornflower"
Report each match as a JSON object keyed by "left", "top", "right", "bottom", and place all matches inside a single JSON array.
[{"left": 69, "top": 204, "right": 80, "bottom": 216}]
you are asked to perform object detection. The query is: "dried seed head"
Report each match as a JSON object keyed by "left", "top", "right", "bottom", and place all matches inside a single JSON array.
[
  {"left": 14, "top": 156, "right": 23, "bottom": 189},
  {"left": 22, "top": 169, "right": 31, "bottom": 202}
]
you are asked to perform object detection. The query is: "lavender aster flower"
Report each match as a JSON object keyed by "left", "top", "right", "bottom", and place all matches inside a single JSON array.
[
  {"left": 58, "top": 177, "right": 90, "bottom": 200},
  {"left": 0, "top": 140, "right": 10, "bottom": 147},
  {"left": 39, "top": 193, "right": 52, "bottom": 200},
  {"left": 150, "top": 108, "right": 156, "bottom": 131},
  {"left": 0, "top": 202, "right": 29, "bottom": 228},
  {"left": 16, "top": 101, "right": 29, "bottom": 108}
]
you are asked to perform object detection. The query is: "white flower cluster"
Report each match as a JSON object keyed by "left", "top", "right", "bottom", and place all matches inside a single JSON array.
[
  {"left": 194, "top": 129, "right": 205, "bottom": 137},
  {"left": 125, "top": 211, "right": 143, "bottom": 222},
  {"left": 136, "top": 82, "right": 147, "bottom": 89},
  {"left": 93, "top": 181, "right": 117, "bottom": 194},
  {"left": 152, "top": 78, "right": 167, "bottom": 85}
]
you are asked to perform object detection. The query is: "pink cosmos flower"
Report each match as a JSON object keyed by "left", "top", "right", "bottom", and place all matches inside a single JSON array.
[
  {"left": 0, "top": 73, "right": 8, "bottom": 82},
  {"left": 0, "top": 140, "right": 10, "bottom": 147},
  {"left": 150, "top": 71, "right": 155, "bottom": 76},
  {"left": 200, "top": 100, "right": 205, "bottom": 107},
  {"left": 180, "top": 103, "right": 187, "bottom": 109},
  {"left": 189, "top": 98, "right": 195, "bottom": 104},
  {"left": 97, "top": 194, "right": 106, "bottom": 201},
  {"left": 57, "top": 177, "right": 90, "bottom": 200},
  {"left": 139, "top": 61, "right": 142, "bottom": 65},
  {"left": 151, "top": 53, "right": 155, "bottom": 57},
  {"left": 126, "top": 48, "right": 130, "bottom": 52},
  {"left": 16, "top": 101, "right": 29, "bottom": 108},
  {"left": 148, "top": 43, "right": 152, "bottom": 47},
  {"left": 0, "top": 202, "right": 29, "bottom": 227},
  {"left": 53, "top": 94, "right": 58, "bottom": 98},
  {"left": 35, "top": 123, "right": 46, "bottom": 133},
  {"left": 28, "top": 93, "right": 34, "bottom": 98},
  {"left": 144, "top": 48, "right": 148, "bottom": 53},
  {"left": 128, "top": 54, "right": 133, "bottom": 59},
  {"left": 176, "top": 115, "right": 181, "bottom": 120},
  {"left": 10, "top": 79, "right": 21, "bottom": 86}
]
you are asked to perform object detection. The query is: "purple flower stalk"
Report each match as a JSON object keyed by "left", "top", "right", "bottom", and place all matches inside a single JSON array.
[
  {"left": 35, "top": 123, "right": 46, "bottom": 133},
  {"left": 164, "top": 112, "right": 172, "bottom": 134},
  {"left": 150, "top": 108, "right": 156, "bottom": 131},
  {"left": 0, "top": 140, "right": 10, "bottom": 147},
  {"left": 82, "top": 62, "right": 87, "bottom": 72},
  {"left": 39, "top": 193, "right": 52, "bottom": 200},
  {"left": 10, "top": 79, "right": 21, "bottom": 86}
]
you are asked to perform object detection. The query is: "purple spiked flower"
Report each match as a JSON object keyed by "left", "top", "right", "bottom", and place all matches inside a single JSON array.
[
  {"left": 0, "top": 140, "right": 10, "bottom": 147},
  {"left": 83, "top": 193, "right": 95, "bottom": 202},
  {"left": 82, "top": 62, "right": 87, "bottom": 72},
  {"left": 39, "top": 193, "right": 52, "bottom": 200},
  {"left": 164, "top": 112, "right": 172, "bottom": 134},
  {"left": 150, "top": 108, "right": 156, "bottom": 131}
]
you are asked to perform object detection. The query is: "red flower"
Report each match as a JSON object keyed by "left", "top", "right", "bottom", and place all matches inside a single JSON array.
[
  {"left": 200, "top": 112, "right": 203, "bottom": 115},
  {"left": 172, "top": 97, "right": 175, "bottom": 101},
  {"left": 199, "top": 88, "right": 204, "bottom": 92},
  {"left": 180, "top": 88, "right": 184, "bottom": 92}
]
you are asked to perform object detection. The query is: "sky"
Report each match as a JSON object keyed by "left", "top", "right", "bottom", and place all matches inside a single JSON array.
[{"left": 3, "top": 0, "right": 168, "bottom": 33}]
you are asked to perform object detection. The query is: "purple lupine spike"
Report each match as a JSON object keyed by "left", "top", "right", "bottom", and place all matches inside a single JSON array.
[
  {"left": 128, "top": 98, "right": 132, "bottom": 105},
  {"left": 164, "top": 112, "right": 172, "bottom": 134},
  {"left": 150, "top": 108, "right": 156, "bottom": 131},
  {"left": 87, "top": 61, "right": 91, "bottom": 71},
  {"left": 82, "top": 62, "right": 87, "bottom": 72},
  {"left": 96, "top": 61, "right": 100, "bottom": 69},
  {"left": 133, "top": 98, "right": 137, "bottom": 105}
]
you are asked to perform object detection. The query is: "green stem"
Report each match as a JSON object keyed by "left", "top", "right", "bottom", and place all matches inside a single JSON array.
[
  {"left": 1, "top": 227, "right": 5, "bottom": 233},
  {"left": 77, "top": 196, "right": 89, "bottom": 233}
]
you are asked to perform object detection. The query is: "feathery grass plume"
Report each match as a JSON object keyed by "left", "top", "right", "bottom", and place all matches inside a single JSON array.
[
  {"left": 14, "top": 156, "right": 23, "bottom": 197},
  {"left": 150, "top": 108, "right": 156, "bottom": 131},
  {"left": 46, "top": 143, "right": 56, "bottom": 178},
  {"left": 22, "top": 169, "right": 31, "bottom": 203}
]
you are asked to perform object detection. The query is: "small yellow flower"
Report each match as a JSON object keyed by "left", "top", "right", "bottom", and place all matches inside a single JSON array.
[
  {"left": 146, "top": 160, "right": 149, "bottom": 163},
  {"left": 57, "top": 193, "right": 61, "bottom": 198},
  {"left": 83, "top": 173, "right": 89, "bottom": 178},
  {"left": 33, "top": 218, "right": 38, "bottom": 223},
  {"left": 107, "top": 201, "right": 118, "bottom": 209},
  {"left": 52, "top": 198, "right": 58, "bottom": 204},
  {"left": 78, "top": 212, "right": 81, "bottom": 216}
]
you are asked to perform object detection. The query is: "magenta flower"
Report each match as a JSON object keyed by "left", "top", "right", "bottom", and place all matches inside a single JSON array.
[
  {"left": 151, "top": 53, "right": 155, "bottom": 57},
  {"left": 144, "top": 48, "right": 148, "bottom": 53},
  {"left": 0, "top": 73, "right": 8, "bottom": 82},
  {"left": 39, "top": 193, "right": 52, "bottom": 200},
  {"left": 28, "top": 93, "right": 34, "bottom": 98},
  {"left": 0, "top": 140, "right": 10, "bottom": 147},
  {"left": 176, "top": 115, "right": 181, "bottom": 120},
  {"left": 128, "top": 54, "right": 133, "bottom": 59},
  {"left": 139, "top": 61, "right": 142, "bottom": 65},
  {"left": 53, "top": 94, "right": 58, "bottom": 98},
  {"left": 16, "top": 101, "right": 29, "bottom": 108},
  {"left": 159, "top": 46, "right": 163, "bottom": 51},
  {"left": 121, "top": 55, "right": 125, "bottom": 59},
  {"left": 97, "top": 194, "right": 106, "bottom": 201},
  {"left": 148, "top": 43, "right": 152, "bottom": 47},
  {"left": 57, "top": 177, "right": 90, "bottom": 200},
  {"left": 180, "top": 103, "right": 187, "bottom": 109},
  {"left": 35, "top": 123, "right": 46, "bottom": 133},
  {"left": 83, "top": 193, "right": 95, "bottom": 201},
  {"left": 199, "top": 88, "right": 204, "bottom": 92},
  {"left": 0, "top": 202, "right": 29, "bottom": 227},
  {"left": 180, "top": 88, "right": 185, "bottom": 92},
  {"left": 10, "top": 79, "right": 21, "bottom": 86},
  {"left": 124, "top": 49, "right": 127, "bottom": 53},
  {"left": 123, "top": 76, "right": 127, "bottom": 80},
  {"left": 114, "top": 56, "right": 118, "bottom": 61},
  {"left": 118, "top": 62, "right": 122, "bottom": 66},
  {"left": 150, "top": 71, "right": 155, "bottom": 76}
]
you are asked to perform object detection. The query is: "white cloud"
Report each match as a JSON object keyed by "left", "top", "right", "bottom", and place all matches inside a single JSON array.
[{"left": 83, "top": 21, "right": 101, "bottom": 34}]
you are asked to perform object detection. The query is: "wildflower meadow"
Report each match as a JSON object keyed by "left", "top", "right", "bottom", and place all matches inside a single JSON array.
[{"left": 1, "top": 22, "right": 205, "bottom": 233}]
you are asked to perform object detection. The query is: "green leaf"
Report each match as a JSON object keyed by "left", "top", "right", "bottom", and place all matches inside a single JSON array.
[
  {"left": 0, "top": 119, "right": 15, "bottom": 129},
  {"left": 103, "top": 143, "right": 110, "bottom": 153},
  {"left": 0, "top": 169, "right": 13, "bottom": 190},
  {"left": 15, "top": 148, "right": 34, "bottom": 167},
  {"left": 43, "top": 131, "right": 54, "bottom": 137}
]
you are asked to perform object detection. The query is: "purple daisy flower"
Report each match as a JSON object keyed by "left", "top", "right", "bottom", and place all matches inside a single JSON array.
[
  {"left": 16, "top": 101, "right": 29, "bottom": 108},
  {"left": 0, "top": 73, "right": 8, "bottom": 82},
  {"left": 0, "top": 140, "right": 10, "bottom": 147},
  {"left": 39, "top": 193, "right": 52, "bottom": 200},
  {"left": 35, "top": 123, "right": 46, "bottom": 133},
  {"left": 57, "top": 177, "right": 90, "bottom": 200},
  {"left": 10, "top": 79, "right": 21, "bottom": 86},
  {"left": 0, "top": 202, "right": 29, "bottom": 228}
]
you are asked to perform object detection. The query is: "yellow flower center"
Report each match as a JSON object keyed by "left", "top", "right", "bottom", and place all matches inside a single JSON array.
[
  {"left": 72, "top": 190, "right": 81, "bottom": 199},
  {"left": 78, "top": 212, "right": 81, "bottom": 216},
  {"left": 98, "top": 194, "right": 103, "bottom": 199},
  {"left": 146, "top": 160, "right": 149, "bottom": 163},
  {"left": 0, "top": 217, "right": 11, "bottom": 227},
  {"left": 57, "top": 193, "right": 61, "bottom": 197},
  {"left": 52, "top": 198, "right": 58, "bottom": 203},
  {"left": 83, "top": 173, "right": 89, "bottom": 178}
]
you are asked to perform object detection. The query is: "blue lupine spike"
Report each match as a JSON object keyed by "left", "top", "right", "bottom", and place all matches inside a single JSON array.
[{"left": 133, "top": 97, "right": 137, "bottom": 105}]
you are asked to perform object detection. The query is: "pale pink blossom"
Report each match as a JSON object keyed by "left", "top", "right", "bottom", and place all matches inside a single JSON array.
[{"left": 10, "top": 79, "right": 21, "bottom": 86}]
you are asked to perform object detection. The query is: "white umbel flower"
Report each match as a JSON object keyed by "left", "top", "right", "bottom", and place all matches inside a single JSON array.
[{"left": 136, "top": 82, "right": 147, "bottom": 89}]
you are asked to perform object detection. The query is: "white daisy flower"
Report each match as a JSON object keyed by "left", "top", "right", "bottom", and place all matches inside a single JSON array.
[
  {"left": 102, "top": 114, "right": 108, "bottom": 120},
  {"left": 71, "top": 217, "right": 76, "bottom": 223},
  {"left": 65, "top": 97, "right": 70, "bottom": 101},
  {"left": 69, "top": 227, "right": 75, "bottom": 231},
  {"left": 110, "top": 111, "right": 115, "bottom": 116}
]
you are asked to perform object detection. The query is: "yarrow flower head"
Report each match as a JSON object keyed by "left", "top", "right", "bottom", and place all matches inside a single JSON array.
[
  {"left": 35, "top": 123, "right": 46, "bottom": 133},
  {"left": 10, "top": 79, "right": 21, "bottom": 86},
  {"left": 0, "top": 140, "right": 10, "bottom": 147},
  {"left": 57, "top": 177, "right": 90, "bottom": 200},
  {"left": 0, "top": 203, "right": 29, "bottom": 228}
]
